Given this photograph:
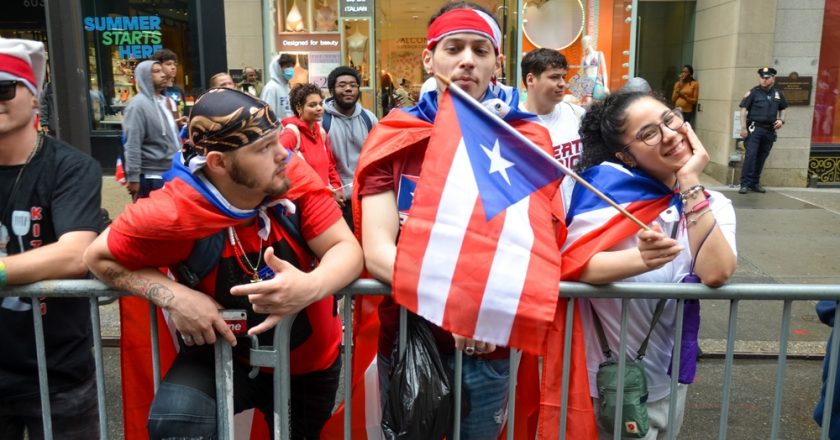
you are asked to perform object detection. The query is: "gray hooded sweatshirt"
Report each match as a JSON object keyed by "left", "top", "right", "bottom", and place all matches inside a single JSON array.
[
  {"left": 323, "top": 98, "right": 378, "bottom": 189},
  {"left": 260, "top": 55, "right": 292, "bottom": 120},
  {"left": 122, "top": 60, "right": 180, "bottom": 182}
]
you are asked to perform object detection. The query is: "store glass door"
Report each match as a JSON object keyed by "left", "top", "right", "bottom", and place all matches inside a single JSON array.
[{"left": 373, "top": 0, "right": 510, "bottom": 117}]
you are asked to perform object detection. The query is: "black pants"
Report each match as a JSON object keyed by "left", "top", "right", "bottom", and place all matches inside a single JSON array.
[
  {"left": 148, "top": 346, "right": 341, "bottom": 440},
  {"left": 0, "top": 374, "right": 99, "bottom": 440}
]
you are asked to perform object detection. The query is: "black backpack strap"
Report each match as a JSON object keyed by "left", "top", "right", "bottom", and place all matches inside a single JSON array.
[
  {"left": 271, "top": 204, "right": 315, "bottom": 261},
  {"left": 176, "top": 230, "right": 226, "bottom": 288},
  {"left": 360, "top": 110, "right": 373, "bottom": 132},
  {"left": 175, "top": 203, "right": 316, "bottom": 288},
  {"left": 322, "top": 112, "right": 332, "bottom": 133}
]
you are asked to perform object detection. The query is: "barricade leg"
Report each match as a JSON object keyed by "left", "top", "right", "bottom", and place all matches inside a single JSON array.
[
  {"left": 452, "top": 350, "right": 463, "bottom": 440},
  {"left": 32, "top": 297, "right": 54, "bottom": 440},
  {"left": 506, "top": 349, "right": 520, "bottom": 439},
  {"left": 770, "top": 300, "right": 792, "bottom": 439},
  {"left": 612, "top": 298, "right": 631, "bottom": 440},
  {"left": 90, "top": 297, "right": 109, "bottom": 440},
  {"left": 666, "top": 299, "right": 685, "bottom": 440},
  {"left": 214, "top": 339, "right": 234, "bottom": 440},
  {"left": 718, "top": 299, "right": 740, "bottom": 440},
  {"left": 150, "top": 303, "right": 161, "bottom": 393},
  {"left": 273, "top": 317, "right": 296, "bottom": 440},
  {"left": 343, "top": 294, "right": 354, "bottom": 439},
  {"left": 559, "top": 297, "right": 576, "bottom": 440}
]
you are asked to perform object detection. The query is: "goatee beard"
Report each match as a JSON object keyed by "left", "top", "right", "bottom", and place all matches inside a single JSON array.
[{"left": 335, "top": 98, "right": 356, "bottom": 112}]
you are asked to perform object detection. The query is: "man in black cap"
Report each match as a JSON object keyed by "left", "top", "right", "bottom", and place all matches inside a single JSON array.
[
  {"left": 84, "top": 88, "right": 363, "bottom": 438},
  {"left": 738, "top": 67, "right": 788, "bottom": 194}
]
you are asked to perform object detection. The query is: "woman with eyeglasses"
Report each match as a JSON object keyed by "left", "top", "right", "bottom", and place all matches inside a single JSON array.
[{"left": 560, "top": 91, "right": 737, "bottom": 439}]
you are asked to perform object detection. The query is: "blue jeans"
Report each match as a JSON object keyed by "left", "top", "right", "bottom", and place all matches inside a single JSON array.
[
  {"left": 741, "top": 126, "right": 775, "bottom": 188},
  {"left": 148, "top": 346, "right": 340, "bottom": 440},
  {"left": 0, "top": 374, "right": 99, "bottom": 440},
  {"left": 137, "top": 174, "right": 165, "bottom": 199},
  {"left": 378, "top": 351, "right": 510, "bottom": 439}
]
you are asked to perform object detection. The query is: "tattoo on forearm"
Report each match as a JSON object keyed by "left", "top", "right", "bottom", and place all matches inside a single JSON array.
[{"left": 101, "top": 266, "right": 174, "bottom": 307}]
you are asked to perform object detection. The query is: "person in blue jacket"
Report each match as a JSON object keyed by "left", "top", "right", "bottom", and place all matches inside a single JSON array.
[{"left": 815, "top": 300, "right": 840, "bottom": 438}]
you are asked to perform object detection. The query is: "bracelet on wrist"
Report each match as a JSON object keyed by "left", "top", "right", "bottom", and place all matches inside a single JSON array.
[
  {"left": 680, "top": 184, "right": 705, "bottom": 203},
  {"left": 0, "top": 260, "right": 7, "bottom": 287},
  {"left": 684, "top": 199, "right": 710, "bottom": 216},
  {"left": 686, "top": 207, "right": 713, "bottom": 226}
]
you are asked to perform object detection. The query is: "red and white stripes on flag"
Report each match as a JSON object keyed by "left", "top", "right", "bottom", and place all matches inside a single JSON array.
[{"left": 391, "top": 90, "right": 562, "bottom": 354}]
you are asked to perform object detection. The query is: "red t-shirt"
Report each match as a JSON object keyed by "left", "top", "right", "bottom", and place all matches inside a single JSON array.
[
  {"left": 108, "top": 190, "right": 344, "bottom": 374},
  {"left": 358, "top": 140, "right": 508, "bottom": 360}
]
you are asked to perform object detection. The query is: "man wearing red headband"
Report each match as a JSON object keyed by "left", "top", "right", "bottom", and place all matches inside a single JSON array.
[
  {"left": 355, "top": 3, "right": 513, "bottom": 438},
  {"left": 0, "top": 37, "right": 103, "bottom": 439}
]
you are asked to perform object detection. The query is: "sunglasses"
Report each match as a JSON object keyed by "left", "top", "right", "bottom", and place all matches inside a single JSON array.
[{"left": 0, "top": 80, "right": 20, "bottom": 101}]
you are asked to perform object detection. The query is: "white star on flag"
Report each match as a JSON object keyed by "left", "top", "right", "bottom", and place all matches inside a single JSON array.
[{"left": 481, "top": 139, "right": 515, "bottom": 185}]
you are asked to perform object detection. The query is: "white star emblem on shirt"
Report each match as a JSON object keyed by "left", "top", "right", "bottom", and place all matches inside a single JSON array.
[{"left": 481, "top": 139, "right": 515, "bottom": 185}]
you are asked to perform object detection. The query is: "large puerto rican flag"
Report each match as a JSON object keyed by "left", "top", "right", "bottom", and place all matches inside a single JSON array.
[{"left": 391, "top": 89, "right": 562, "bottom": 354}]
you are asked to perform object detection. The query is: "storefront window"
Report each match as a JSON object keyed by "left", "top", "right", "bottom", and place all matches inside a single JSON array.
[
  {"left": 81, "top": 0, "right": 195, "bottom": 132},
  {"left": 812, "top": 3, "right": 840, "bottom": 146},
  {"left": 374, "top": 0, "right": 506, "bottom": 116}
]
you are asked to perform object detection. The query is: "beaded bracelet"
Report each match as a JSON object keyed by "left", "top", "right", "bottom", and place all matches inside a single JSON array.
[
  {"left": 680, "top": 184, "right": 705, "bottom": 203},
  {"left": 0, "top": 260, "right": 6, "bottom": 287}
]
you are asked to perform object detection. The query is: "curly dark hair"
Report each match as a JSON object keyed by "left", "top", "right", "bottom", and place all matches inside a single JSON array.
[
  {"left": 577, "top": 91, "right": 670, "bottom": 172},
  {"left": 289, "top": 83, "right": 323, "bottom": 117},
  {"left": 327, "top": 66, "right": 361, "bottom": 95}
]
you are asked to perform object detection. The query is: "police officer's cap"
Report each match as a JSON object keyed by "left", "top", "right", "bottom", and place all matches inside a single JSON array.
[{"left": 758, "top": 67, "right": 777, "bottom": 78}]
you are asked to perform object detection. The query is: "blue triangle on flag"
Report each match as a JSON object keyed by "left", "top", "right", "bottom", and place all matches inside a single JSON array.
[{"left": 451, "top": 92, "right": 557, "bottom": 220}]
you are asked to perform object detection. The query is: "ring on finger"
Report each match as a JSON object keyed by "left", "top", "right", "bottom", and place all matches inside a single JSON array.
[
  {"left": 464, "top": 346, "right": 475, "bottom": 355},
  {"left": 182, "top": 334, "right": 193, "bottom": 343}
]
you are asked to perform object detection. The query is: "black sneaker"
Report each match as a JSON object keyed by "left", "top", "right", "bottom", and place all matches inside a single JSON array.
[
  {"left": 751, "top": 184, "right": 766, "bottom": 193},
  {"left": 738, "top": 186, "right": 749, "bottom": 194}
]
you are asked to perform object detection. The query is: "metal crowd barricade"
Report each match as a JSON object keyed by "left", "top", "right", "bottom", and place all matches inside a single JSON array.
[{"left": 5, "top": 279, "right": 840, "bottom": 440}]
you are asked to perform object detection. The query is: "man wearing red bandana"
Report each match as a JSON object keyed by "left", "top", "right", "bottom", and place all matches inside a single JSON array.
[
  {"left": 348, "top": 2, "right": 596, "bottom": 439},
  {"left": 84, "top": 88, "right": 363, "bottom": 439}
]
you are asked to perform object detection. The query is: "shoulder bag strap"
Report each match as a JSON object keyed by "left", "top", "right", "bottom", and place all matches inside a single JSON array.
[
  {"left": 589, "top": 302, "right": 613, "bottom": 359},
  {"left": 636, "top": 299, "right": 667, "bottom": 360}
]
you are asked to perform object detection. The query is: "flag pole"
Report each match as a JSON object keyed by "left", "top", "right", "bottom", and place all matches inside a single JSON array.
[{"left": 435, "top": 73, "right": 652, "bottom": 232}]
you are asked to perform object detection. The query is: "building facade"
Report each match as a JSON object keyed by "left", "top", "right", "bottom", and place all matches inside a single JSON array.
[{"left": 6, "top": 0, "right": 838, "bottom": 186}]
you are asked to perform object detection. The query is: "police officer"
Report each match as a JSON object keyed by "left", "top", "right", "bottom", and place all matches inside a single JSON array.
[{"left": 738, "top": 67, "right": 788, "bottom": 194}]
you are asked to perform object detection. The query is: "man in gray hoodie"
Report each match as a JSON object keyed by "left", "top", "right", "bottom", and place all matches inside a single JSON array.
[
  {"left": 122, "top": 60, "right": 180, "bottom": 200},
  {"left": 260, "top": 54, "right": 295, "bottom": 120},
  {"left": 323, "top": 65, "right": 377, "bottom": 228}
]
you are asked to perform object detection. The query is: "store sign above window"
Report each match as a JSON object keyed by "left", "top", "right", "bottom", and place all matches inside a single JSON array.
[
  {"left": 340, "top": 0, "right": 371, "bottom": 17},
  {"left": 83, "top": 15, "right": 163, "bottom": 59},
  {"left": 277, "top": 33, "right": 341, "bottom": 52}
]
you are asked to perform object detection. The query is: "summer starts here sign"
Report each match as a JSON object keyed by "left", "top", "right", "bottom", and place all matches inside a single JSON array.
[{"left": 84, "top": 16, "right": 163, "bottom": 59}]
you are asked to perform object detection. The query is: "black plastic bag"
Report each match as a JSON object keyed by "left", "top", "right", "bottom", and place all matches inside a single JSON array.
[{"left": 381, "top": 314, "right": 454, "bottom": 440}]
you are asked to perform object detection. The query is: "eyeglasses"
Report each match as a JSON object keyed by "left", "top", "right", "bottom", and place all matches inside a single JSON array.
[
  {"left": 622, "top": 108, "right": 685, "bottom": 150},
  {"left": 336, "top": 81, "right": 359, "bottom": 89},
  {"left": 0, "top": 80, "right": 20, "bottom": 101}
]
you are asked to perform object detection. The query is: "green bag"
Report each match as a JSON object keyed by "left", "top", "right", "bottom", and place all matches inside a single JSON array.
[
  {"left": 590, "top": 300, "right": 666, "bottom": 438},
  {"left": 596, "top": 358, "right": 650, "bottom": 438}
]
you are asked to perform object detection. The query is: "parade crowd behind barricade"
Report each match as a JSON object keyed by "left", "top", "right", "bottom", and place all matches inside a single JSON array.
[{"left": 0, "top": 1, "right": 831, "bottom": 438}]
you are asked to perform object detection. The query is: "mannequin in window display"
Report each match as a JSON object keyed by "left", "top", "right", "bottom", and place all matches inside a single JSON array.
[
  {"left": 89, "top": 77, "right": 109, "bottom": 128},
  {"left": 346, "top": 26, "right": 368, "bottom": 68},
  {"left": 315, "top": 0, "right": 338, "bottom": 31},
  {"left": 285, "top": 2, "right": 305, "bottom": 32},
  {"left": 580, "top": 34, "right": 608, "bottom": 101}
]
